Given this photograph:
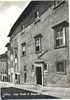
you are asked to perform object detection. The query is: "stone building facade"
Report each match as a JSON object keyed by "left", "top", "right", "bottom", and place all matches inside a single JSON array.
[
  {"left": 0, "top": 53, "right": 8, "bottom": 82},
  {"left": 8, "top": 0, "right": 69, "bottom": 87}
]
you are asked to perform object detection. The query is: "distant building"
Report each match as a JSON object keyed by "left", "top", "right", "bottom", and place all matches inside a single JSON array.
[
  {"left": 5, "top": 43, "right": 14, "bottom": 83},
  {"left": 0, "top": 53, "right": 8, "bottom": 82},
  {"left": 8, "top": 0, "right": 69, "bottom": 87}
]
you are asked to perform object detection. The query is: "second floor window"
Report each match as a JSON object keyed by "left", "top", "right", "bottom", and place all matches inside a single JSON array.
[
  {"left": 34, "top": 34, "right": 42, "bottom": 53},
  {"left": 22, "top": 43, "right": 26, "bottom": 56},
  {"left": 55, "top": 27, "right": 65, "bottom": 48}
]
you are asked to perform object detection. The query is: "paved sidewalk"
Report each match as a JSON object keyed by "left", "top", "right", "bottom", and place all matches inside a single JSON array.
[{"left": 40, "top": 86, "right": 70, "bottom": 99}]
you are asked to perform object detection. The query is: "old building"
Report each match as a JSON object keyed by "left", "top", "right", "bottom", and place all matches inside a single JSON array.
[
  {"left": 5, "top": 41, "right": 20, "bottom": 84},
  {"left": 0, "top": 53, "right": 8, "bottom": 82},
  {"left": 5, "top": 43, "right": 14, "bottom": 83},
  {"left": 8, "top": 0, "right": 69, "bottom": 87}
]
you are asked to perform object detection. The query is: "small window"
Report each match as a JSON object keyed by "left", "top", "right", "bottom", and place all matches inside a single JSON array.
[
  {"left": 35, "top": 10, "right": 39, "bottom": 18},
  {"left": 15, "top": 58, "right": 17, "bottom": 63},
  {"left": 56, "top": 60, "right": 66, "bottom": 73},
  {"left": 22, "top": 43, "right": 26, "bottom": 56},
  {"left": 24, "top": 66, "right": 27, "bottom": 71},
  {"left": 24, "top": 72, "right": 27, "bottom": 83},
  {"left": 54, "top": 0, "right": 65, "bottom": 8},
  {"left": 35, "top": 38, "right": 41, "bottom": 52},
  {"left": 44, "top": 64, "right": 47, "bottom": 70},
  {"left": 34, "top": 10, "right": 40, "bottom": 24}
]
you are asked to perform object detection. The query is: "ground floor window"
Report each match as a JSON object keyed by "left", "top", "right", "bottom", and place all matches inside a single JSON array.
[
  {"left": 2, "top": 75, "right": 7, "bottom": 82},
  {"left": 56, "top": 60, "right": 66, "bottom": 74}
]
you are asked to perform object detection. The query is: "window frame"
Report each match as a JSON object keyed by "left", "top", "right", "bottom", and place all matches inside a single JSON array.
[
  {"left": 53, "top": 21, "right": 68, "bottom": 49},
  {"left": 56, "top": 60, "right": 66, "bottom": 74},
  {"left": 55, "top": 26, "right": 66, "bottom": 48},
  {"left": 34, "top": 34, "right": 42, "bottom": 54}
]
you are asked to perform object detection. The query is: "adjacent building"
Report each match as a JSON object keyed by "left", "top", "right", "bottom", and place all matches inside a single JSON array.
[
  {"left": 7, "top": 0, "right": 69, "bottom": 87},
  {"left": 0, "top": 53, "right": 8, "bottom": 82}
]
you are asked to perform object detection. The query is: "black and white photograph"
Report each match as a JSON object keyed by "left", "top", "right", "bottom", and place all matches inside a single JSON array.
[{"left": 0, "top": 0, "right": 69, "bottom": 99}]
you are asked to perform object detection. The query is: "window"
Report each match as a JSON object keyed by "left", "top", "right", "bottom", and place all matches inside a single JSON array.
[
  {"left": 34, "top": 34, "right": 42, "bottom": 53},
  {"left": 35, "top": 10, "right": 39, "bottom": 18},
  {"left": 22, "top": 43, "right": 26, "bottom": 56},
  {"left": 44, "top": 64, "right": 47, "bottom": 71},
  {"left": 54, "top": 0, "right": 65, "bottom": 8},
  {"left": 56, "top": 60, "right": 66, "bottom": 73},
  {"left": 43, "top": 63, "right": 48, "bottom": 72},
  {"left": 34, "top": 10, "right": 40, "bottom": 24},
  {"left": 24, "top": 66, "right": 27, "bottom": 71},
  {"left": 53, "top": 21, "right": 68, "bottom": 49},
  {"left": 35, "top": 38, "right": 41, "bottom": 52},
  {"left": 55, "top": 27, "right": 65, "bottom": 48}
]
